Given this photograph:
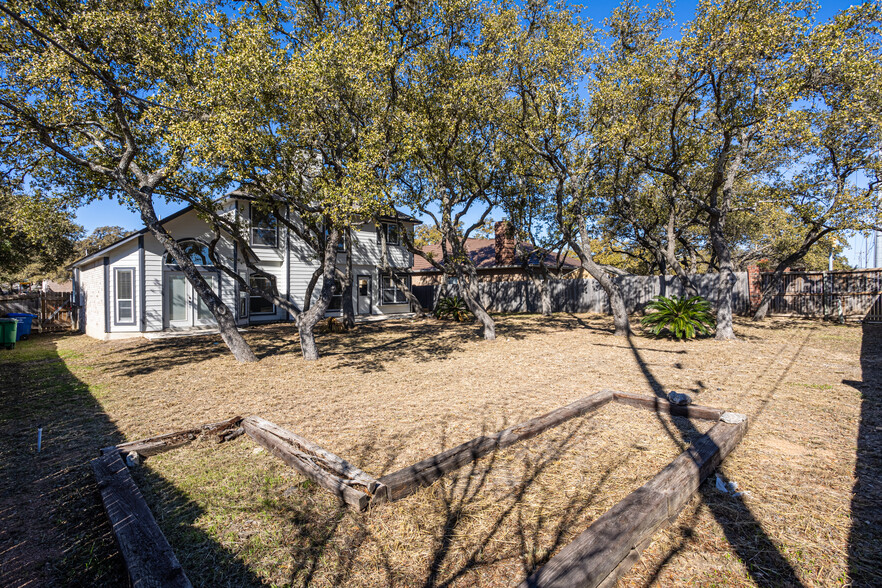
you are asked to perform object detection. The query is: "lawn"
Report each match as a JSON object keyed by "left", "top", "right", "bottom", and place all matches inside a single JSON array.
[{"left": 0, "top": 314, "right": 878, "bottom": 587}]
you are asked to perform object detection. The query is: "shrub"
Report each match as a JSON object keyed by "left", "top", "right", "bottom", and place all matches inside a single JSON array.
[
  {"left": 640, "top": 295, "right": 715, "bottom": 339},
  {"left": 434, "top": 295, "right": 472, "bottom": 322}
]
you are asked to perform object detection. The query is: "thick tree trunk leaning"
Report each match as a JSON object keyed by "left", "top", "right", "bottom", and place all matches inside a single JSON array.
[
  {"left": 457, "top": 266, "right": 496, "bottom": 340},
  {"left": 133, "top": 191, "right": 258, "bottom": 362},
  {"left": 573, "top": 219, "right": 630, "bottom": 336}
]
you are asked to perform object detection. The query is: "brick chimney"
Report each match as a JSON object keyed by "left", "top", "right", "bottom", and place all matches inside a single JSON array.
[
  {"left": 747, "top": 264, "right": 762, "bottom": 312},
  {"left": 494, "top": 220, "right": 516, "bottom": 266}
]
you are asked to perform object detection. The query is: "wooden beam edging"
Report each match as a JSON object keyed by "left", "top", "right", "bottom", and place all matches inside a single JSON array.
[
  {"left": 100, "top": 416, "right": 244, "bottom": 458},
  {"left": 241, "top": 416, "right": 385, "bottom": 511},
  {"left": 91, "top": 449, "right": 192, "bottom": 588},
  {"left": 377, "top": 390, "right": 616, "bottom": 504},
  {"left": 612, "top": 390, "right": 724, "bottom": 421},
  {"left": 519, "top": 416, "right": 748, "bottom": 588}
]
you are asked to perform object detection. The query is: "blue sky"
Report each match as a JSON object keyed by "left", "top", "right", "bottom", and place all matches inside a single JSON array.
[{"left": 74, "top": 0, "right": 877, "bottom": 267}]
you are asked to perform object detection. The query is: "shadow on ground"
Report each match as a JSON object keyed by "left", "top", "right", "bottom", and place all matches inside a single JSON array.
[
  {"left": 0, "top": 333, "right": 261, "bottom": 587},
  {"left": 626, "top": 332, "right": 808, "bottom": 587},
  {"left": 847, "top": 322, "right": 882, "bottom": 586}
]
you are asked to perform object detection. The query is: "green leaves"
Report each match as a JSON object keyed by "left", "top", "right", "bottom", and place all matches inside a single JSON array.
[
  {"left": 640, "top": 295, "right": 716, "bottom": 340},
  {"left": 434, "top": 295, "right": 472, "bottom": 322}
]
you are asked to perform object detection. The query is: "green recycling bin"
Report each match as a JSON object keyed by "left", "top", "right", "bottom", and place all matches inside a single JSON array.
[{"left": 0, "top": 318, "right": 17, "bottom": 350}]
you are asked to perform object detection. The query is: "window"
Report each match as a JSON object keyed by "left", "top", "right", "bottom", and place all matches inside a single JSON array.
[
  {"left": 239, "top": 289, "right": 249, "bottom": 319},
  {"left": 328, "top": 279, "right": 344, "bottom": 311},
  {"left": 376, "top": 222, "right": 400, "bottom": 246},
  {"left": 381, "top": 273, "right": 409, "bottom": 304},
  {"left": 115, "top": 268, "right": 135, "bottom": 324},
  {"left": 251, "top": 206, "right": 278, "bottom": 247},
  {"left": 164, "top": 240, "right": 213, "bottom": 267},
  {"left": 249, "top": 275, "right": 275, "bottom": 315},
  {"left": 326, "top": 227, "right": 348, "bottom": 252}
]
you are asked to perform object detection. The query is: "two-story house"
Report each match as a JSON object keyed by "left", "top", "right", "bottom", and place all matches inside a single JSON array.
[{"left": 69, "top": 198, "right": 418, "bottom": 340}]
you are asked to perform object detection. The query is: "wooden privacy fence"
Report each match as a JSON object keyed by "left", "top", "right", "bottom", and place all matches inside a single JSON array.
[
  {"left": 417, "top": 273, "right": 750, "bottom": 315},
  {"left": 0, "top": 292, "right": 73, "bottom": 331},
  {"left": 759, "top": 268, "right": 882, "bottom": 322}
]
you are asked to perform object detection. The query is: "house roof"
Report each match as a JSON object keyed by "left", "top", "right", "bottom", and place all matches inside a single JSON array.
[
  {"left": 412, "top": 238, "right": 581, "bottom": 272},
  {"left": 69, "top": 200, "right": 421, "bottom": 269},
  {"left": 68, "top": 204, "right": 195, "bottom": 268}
]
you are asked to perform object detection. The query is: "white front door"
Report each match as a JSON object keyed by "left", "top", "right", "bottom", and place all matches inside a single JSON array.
[
  {"left": 356, "top": 274, "right": 371, "bottom": 315},
  {"left": 166, "top": 272, "right": 218, "bottom": 328}
]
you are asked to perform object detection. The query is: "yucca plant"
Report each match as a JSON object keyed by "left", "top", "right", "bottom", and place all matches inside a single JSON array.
[
  {"left": 434, "top": 295, "right": 472, "bottom": 322},
  {"left": 640, "top": 295, "right": 715, "bottom": 339}
]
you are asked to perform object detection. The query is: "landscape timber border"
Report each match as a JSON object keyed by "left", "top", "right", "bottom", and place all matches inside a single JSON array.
[{"left": 91, "top": 390, "right": 746, "bottom": 588}]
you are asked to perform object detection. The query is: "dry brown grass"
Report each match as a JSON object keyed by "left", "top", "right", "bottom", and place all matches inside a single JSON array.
[{"left": 1, "top": 313, "right": 877, "bottom": 587}]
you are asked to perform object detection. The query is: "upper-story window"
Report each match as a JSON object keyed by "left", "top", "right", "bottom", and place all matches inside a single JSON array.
[
  {"left": 326, "top": 227, "right": 347, "bottom": 252},
  {"left": 251, "top": 206, "right": 278, "bottom": 247},
  {"left": 164, "top": 240, "right": 214, "bottom": 267},
  {"left": 376, "top": 222, "right": 400, "bottom": 246}
]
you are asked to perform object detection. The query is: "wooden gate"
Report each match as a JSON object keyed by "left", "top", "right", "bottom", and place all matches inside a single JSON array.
[
  {"left": 759, "top": 269, "right": 882, "bottom": 322},
  {"left": 0, "top": 291, "right": 73, "bottom": 331}
]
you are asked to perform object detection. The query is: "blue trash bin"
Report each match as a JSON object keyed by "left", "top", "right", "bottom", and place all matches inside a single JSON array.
[{"left": 5, "top": 313, "right": 36, "bottom": 340}]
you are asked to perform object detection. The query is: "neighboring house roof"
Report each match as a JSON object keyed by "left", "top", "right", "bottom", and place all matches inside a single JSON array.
[
  {"left": 412, "top": 238, "right": 580, "bottom": 272},
  {"left": 42, "top": 279, "right": 72, "bottom": 293}
]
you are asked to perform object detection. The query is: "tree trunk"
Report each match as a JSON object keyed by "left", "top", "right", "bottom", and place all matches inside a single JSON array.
[
  {"left": 457, "top": 268, "right": 495, "bottom": 340},
  {"left": 134, "top": 192, "right": 257, "bottom": 362},
  {"left": 574, "top": 219, "right": 630, "bottom": 336},
  {"left": 340, "top": 236, "right": 355, "bottom": 329},
  {"left": 297, "top": 229, "right": 340, "bottom": 360},
  {"left": 655, "top": 251, "right": 667, "bottom": 298},
  {"left": 709, "top": 215, "right": 736, "bottom": 340},
  {"left": 302, "top": 265, "right": 323, "bottom": 312}
]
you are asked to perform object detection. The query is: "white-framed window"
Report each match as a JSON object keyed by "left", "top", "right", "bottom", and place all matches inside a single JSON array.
[
  {"left": 376, "top": 222, "right": 400, "bottom": 246},
  {"left": 115, "top": 268, "right": 135, "bottom": 324},
  {"left": 249, "top": 275, "right": 275, "bottom": 315},
  {"left": 251, "top": 206, "right": 278, "bottom": 247},
  {"left": 381, "top": 273, "right": 410, "bottom": 304}
]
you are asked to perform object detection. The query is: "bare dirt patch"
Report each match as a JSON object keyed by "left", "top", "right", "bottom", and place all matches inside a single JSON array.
[{"left": 1, "top": 314, "right": 877, "bottom": 587}]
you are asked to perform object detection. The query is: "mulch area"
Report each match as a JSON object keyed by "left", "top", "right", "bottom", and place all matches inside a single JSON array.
[{"left": 0, "top": 314, "right": 877, "bottom": 587}]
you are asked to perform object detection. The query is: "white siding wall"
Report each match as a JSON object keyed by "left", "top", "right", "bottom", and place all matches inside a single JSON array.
[
  {"left": 80, "top": 260, "right": 105, "bottom": 339},
  {"left": 288, "top": 237, "right": 321, "bottom": 311},
  {"left": 143, "top": 235, "right": 164, "bottom": 332},
  {"left": 350, "top": 222, "right": 413, "bottom": 269},
  {"left": 106, "top": 245, "right": 141, "bottom": 333}
]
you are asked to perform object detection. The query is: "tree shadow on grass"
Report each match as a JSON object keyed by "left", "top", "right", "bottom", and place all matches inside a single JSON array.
[
  {"left": 846, "top": 322, "right": 882, "bottom": 586},
  {"left": 0, "top": 332, "right": 261, "bottom": 587},
  {"left": 240, "top": 406, "right": 661, "bottom": 587},
  {"left": 626, "top": 334, "right": 807, "bottom": 587},
  {"left": 91, "top": 313, "right": 616, "bottom": 378}
]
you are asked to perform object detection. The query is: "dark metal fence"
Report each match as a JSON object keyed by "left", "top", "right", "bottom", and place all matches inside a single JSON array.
[{"left": 759, "top": 269, "right": 882, "bottom": 322}]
